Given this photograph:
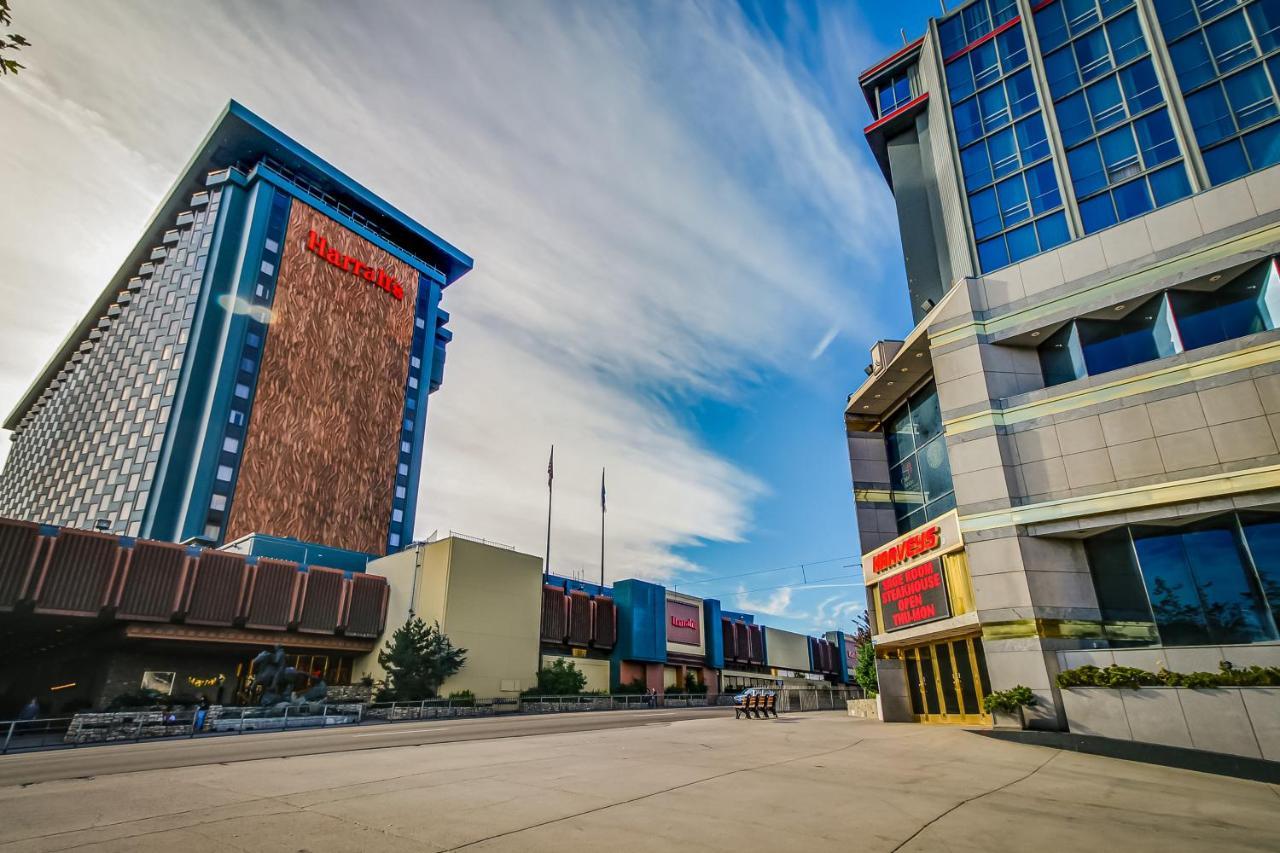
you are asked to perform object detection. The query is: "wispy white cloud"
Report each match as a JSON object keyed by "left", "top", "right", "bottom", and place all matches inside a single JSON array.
[{"left": 0, "top": 1, "right": 897, "bottom": 583}]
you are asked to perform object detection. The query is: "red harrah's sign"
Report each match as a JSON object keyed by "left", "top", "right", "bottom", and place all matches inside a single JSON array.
[
  {"left": 671, "top": 616, "right": 697, "bottom": 629},
  {"left": 307, "top": 230, "right": 404, "bottom": 301},
  {"left": 872, "top": 525, "right": 940, "bottom": 574}
]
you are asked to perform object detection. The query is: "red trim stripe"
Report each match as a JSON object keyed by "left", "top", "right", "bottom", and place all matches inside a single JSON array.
[
  {"left": 943, "top": 16, "right": 1021, "bottom": 65},
  {"left": 1031, "top": 0, "right": 1056, "bottom": 11},
  {"left": 864, "top": 92, "right": 930, "bottom": 135},
  {"left": 859, "top": 35, "right": 926, "bottom": 82}
]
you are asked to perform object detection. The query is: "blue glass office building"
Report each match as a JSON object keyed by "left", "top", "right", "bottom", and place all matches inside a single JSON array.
[
  {"left": 851, "top": 0, "right": 1280, "bottom": 742},
  {"left": 0, "top": 102, "right": 473, "bottom": 557}
]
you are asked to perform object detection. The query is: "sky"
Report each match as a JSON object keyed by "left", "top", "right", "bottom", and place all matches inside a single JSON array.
[{"left": 0, "top": 0, "right": 942, "bottom": 636}]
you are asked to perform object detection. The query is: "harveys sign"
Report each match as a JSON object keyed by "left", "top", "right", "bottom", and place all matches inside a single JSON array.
[
  {"left": 861, "top": 510, "right": 961, "bottom": 583},
  {"left": 306, "top": 230, "right": 405, "bottom": 301}
]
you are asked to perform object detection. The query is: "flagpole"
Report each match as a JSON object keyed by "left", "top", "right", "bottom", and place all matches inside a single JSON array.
[
  {"left": 599, "top": 467, "right": 606, "bottom": 591},
  {"left": 538, "top": 445, "right": 554, "bottom": 680}
]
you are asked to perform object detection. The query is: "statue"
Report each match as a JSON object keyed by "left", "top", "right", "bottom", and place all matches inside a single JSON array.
[{"left": 247, "top": 644, "right": 328, "bottom": 708}]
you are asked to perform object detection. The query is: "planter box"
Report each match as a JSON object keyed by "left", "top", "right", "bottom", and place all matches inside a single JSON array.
[
  {"left": 991, "top": 708, "right": 1026, "bottom": 730},
  {"left": 1062, "top": 687, "right": 1280, "bottom": 759},
  {"left": 846, "top": 698, "right": 878, "bottom": 719}
]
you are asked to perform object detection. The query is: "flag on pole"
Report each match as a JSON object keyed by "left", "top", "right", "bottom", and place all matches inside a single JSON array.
[
  {"left": 547, "top": 445, "right": 554, "bottom": 488},
  {"left": 601, "top": 468, "right": 606, "bottom": 513}
]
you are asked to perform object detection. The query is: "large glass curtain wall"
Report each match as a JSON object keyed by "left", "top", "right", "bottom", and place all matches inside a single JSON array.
[
  {"left": 1155, "top": 0, "right": 1280, "bottom": 184},
  {"left": 942, "top": 2, "right": 1071, "bottom": 273},
  {"left": 883, "top": 382, "right": 956, "bottom": 533},
  {"left": 1038, "top": 254, "right": 1280, "bottom": 385},
  {"left": 1084, "top": 512, "right": 1280, "bottom": 646}
]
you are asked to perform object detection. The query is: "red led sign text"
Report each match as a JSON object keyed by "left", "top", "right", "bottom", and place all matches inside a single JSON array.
[
  {"left": 307, "top": 230, "right": 404, "bottom": 301},
  {"left": 879, "top": 559, "right": 950, "bottom": 631},
  {"left": 671, "top": 616, "right": 697, "bottom": 629},
  {"left": 872, "top": 525, "right": 940, "bottom": 574}
]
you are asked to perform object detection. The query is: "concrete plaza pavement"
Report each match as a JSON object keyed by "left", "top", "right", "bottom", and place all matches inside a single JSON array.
[{"left": 0, "top": 711, "right": 1276, "bottom": 852}]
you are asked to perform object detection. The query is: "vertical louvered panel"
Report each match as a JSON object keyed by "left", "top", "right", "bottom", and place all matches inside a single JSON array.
[
  {"left": 32, "top": 529, "right": 122, "bottom": 617},
  {"left": 184, "top": 550, "right": 249, "bottom": 625},
  {"left": 568, "top": 591, "right": 591, "bottom": 646},
  {"left": 592, "top": 596, "right": 616, "bottom": 649},
  {"left": 297, "top": 567, "right": 344, "bottom": 633},
  {"left": 733, "top": 621, "right": 748, "bottom": 662},
  {"left": 0, "top": 518, "right": 41, "bottom": 611},
  {"left": 345, "top": 573, "right": 389, "bottom": 638},
  {"left": 244, "top": 558, "right": 300, "bottom": 630},
  {"left": 540, "top": 585, "right": 568, "bottom": 642},
  {"left": 115, "top": 540, "right": 189, "bottom": 621},
  {"left": 721, "top": 619, "right": 737, "bottom": 661},
  {"left": 747, "top": 624, "right": 763, "bottom": 664}
]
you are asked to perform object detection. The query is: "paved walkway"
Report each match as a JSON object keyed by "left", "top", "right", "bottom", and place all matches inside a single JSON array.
[{"left": 0, "top": 712, "right": 1276, "bottom": 851}]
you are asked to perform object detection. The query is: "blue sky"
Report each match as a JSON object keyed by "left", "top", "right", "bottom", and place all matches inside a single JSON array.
[{"left": 0, "top": 0, "right": 945, "bottom": 636}]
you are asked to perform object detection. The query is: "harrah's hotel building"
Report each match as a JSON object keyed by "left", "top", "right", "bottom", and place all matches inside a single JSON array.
[
  {"left": 0, "top": 101, "right": 473, "bottom": 557},
  {"left": 849, "top": 0, "right": 1280, "bottom": 737}
]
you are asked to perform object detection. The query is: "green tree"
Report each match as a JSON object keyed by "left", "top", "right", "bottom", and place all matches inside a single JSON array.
[
  {"left": 0, "top": 2, "right": 30, "bottom": 77},
  {"left": 853, "top": 641, "right": 878, "bottom": 697},
  {"left": 376, "top": 617, "right": 467, "bottom": 701},
  {"left": 530, "top": 658, "right": 587, "bottom": 695}
]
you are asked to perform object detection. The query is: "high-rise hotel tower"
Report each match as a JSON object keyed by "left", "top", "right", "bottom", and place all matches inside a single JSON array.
[{"left": 0, "top": 102, "right": 473, "bottom": 557}]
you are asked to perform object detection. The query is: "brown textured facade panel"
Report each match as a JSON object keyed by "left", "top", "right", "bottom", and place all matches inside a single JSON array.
[
  {"left": 297, "top": 567, "right": 344, "bottom": 634},
  {"left": 747, "top": 624, "right": 763, "bottom": 664},
  {"left": 540, "top": 586, "right": 568, "bottom": 643},
  {"left": 0, "top": 518, "right": 41, "bottom": 611},
  {"left": 116, "top": 540, "right": 189, "bottom": 622},
  {"left": 185, "top": 550, "right": 249, "bottom": 626},
  {"left": 593, "top": 597, "right": 616, "bottom": 649},
  {"left": 568, "top": 592, "right": 591, "bottom": 647},
  {"left": 345, "top": 573, "right": 388, "bottom": 638},
  {"left": 244, "top": 558, "right": 300, "bottom": 630},
  {"left": 731, "top": 620, "right": 747, "bottom": 662},
  {"left": 224, "top": 201, "right": 419, "bottom": 555},
  {"left": 33, "top": 529, "right": 122, "bottom": 617}
]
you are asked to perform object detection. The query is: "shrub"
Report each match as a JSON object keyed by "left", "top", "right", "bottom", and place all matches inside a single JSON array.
[
  {"left": 523, "top": 659, "right": 588, "bottom": 696},
  {"left": 446, "top": 690, "right": 475, "bottom": 706},
  {"left": 853, "top": 642, "right": 878, "bottom": 698},
  {"left": 682, "top": 672, "right": 709, "bottom": 695},
  {"left": 377, "top": 617, "right": 467, "bottom": 702},
  {"left": 106, "top": 689, "right": 172, "bottom": 710},
  {"left": 982, "top": 685, "right": 1035, "bottom": 714},
  {"left": 1056, "top": 661, "right": 1280, "bottom": 689},
  {"left": 613, "top": 677, "right": 647, "bottom": 695}
]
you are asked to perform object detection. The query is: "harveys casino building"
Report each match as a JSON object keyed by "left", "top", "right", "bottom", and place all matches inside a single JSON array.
[
  {"left": 850, "top": 0, "right": 1280, "bottom": 732},
  {"left": 0, "top": 102, "right": 471, "bottom": 713}
]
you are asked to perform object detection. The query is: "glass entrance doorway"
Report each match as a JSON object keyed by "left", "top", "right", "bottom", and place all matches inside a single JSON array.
[{"left": 893, "top": 634, "right": 991, "bottom": 725}]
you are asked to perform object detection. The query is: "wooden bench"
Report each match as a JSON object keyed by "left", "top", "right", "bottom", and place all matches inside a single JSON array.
[{"left": 734, "top": 692, "right": 778, "bottom": 719}]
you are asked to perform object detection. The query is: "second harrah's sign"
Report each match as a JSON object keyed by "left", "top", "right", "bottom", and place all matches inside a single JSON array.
[
  {"left": 307, "top": 230, "right": 405, "bottom": 301},
  {"left": 871, "top": 525, "right": 940, "bottom": 574}
]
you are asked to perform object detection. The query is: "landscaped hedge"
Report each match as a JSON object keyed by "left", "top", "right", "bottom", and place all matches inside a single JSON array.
[{"left": 1056, "top": 661, "right": 1280, "bottom": 690}]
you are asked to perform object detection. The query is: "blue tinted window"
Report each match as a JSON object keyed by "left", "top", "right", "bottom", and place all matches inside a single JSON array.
[
  {"left": 1045, "top": 46, "right": 1081, "bottom": 98},
  {"left": 1086, "top": 75, "right": 1126, "bottom": 132},
  {"left": 1224, "top": 64, "right": 1278, "bottom": 130},
  {"left": 1107, "top": 10, "right": 1146, "bottom": 63},
  {"left": 1084, "top": 529, "right": 1155, "bottom": 634},
  {"left": 971, "top": 39, "right": 1001, "bottom": 89},
  {"left": 961, "top": 142, "right": 993, "bottom": 191},
  {"left": 979, "top": 84, "right": 1011, "bottom": 133},
  {"left": 1039, "top": 321, "right": 1086, "bottom": 386},
  {"left": 1155, "top": 0, "right": 1198, "bottom": 40},
  {"left": 997, "top": 23, "right": 1028, "bottom": 70},
  {"left": 1015, "top": 113, "right": 1050, "bottom": 162},
  {"left": 1035, "top": 2, "right": 1070, "bottom": 52},
  {"left": 1037, "top": 211, "right": 1071, "bottom": 250},
  {"left": 1250, "top": 0, "right": 1280, "bottom": 51},
  {"left": 1134, "top": 109, "right": 1180, "bottom": 167},
  {"left": 1169, "top": 269, "right": 1270, "bottom": 349},
  {"left": 1149, "top": 163, "right": 1193, "bottom": 204},
  {"left": 1243, "top": 120, "right": 1280, "bottom": 168},
  {"left": 1075, "top": 29, "right": 1114, "bottom": 83},
  {"left": 939, "top": 14, "right": 967, "bottom": 57},
  {"left": 1241, "top": 512, "right": 1280, "bottom": 616},
  {"left": 1206, "top": 11, "right": 1257, "bottom": 73},
  {"left": 970, "top": 187, "right": 1001, "bottom": 239},
  {"left": 948, "top": 56, "right": 976, "bottom": 103},
  {"left": 1065, "top": 0, "right": 1101, "bottom": 35},
  {"left": 996, "top": 174, "right": 1030, "bottom": 226},
  {"left": 884, "top": 382, "right": 954, "bottom": 533},
  {"left": 1112, "top": 176, "right": 1154, "bottom": 220},
  {"left": 1006, "top": 222, "right": 1038, "bottom": 263},
  {"left": 1058, "top": 91, "right": 1093, "bottom": 146},
  {"left": 1080, "top": 192, "right": 1119, "bottom": 232},
  {"left": 1078, "top": 295, "right": 1167, "bottom": 374},
  {"left": 1099, "top": 125, "right": 1141, "bottom": 182},
  {"left": 1025, "top": 161, "right": 1062, "bottom": 213},
  {"left": 1186, "top": 85, "right": 1235, "bottom": 145},
  {"left": 988, "top": 127, "right": 1020, "bottom": 179},
  {"left": 1006, "top": 68, "right": 1038, "bottom": 118},
  {"left": 978, "top": 235, "right": 1010, "bottom": 271},
  {"left": 1119, "top": 59, "right": 1164, "bottom": 113},
  {"left": 1069, "top": 141, "right": 1108, "bottom": 196},
  {"left": 1169, "top": 32, "right": 1216, "bottom": 91},
  {"left": 1204, "top": 138, "right": 1251, "bottom": 182}
]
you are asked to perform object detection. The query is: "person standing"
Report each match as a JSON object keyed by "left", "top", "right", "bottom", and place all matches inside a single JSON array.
[
  {"left": 17, "top": 697, "right": 39, "bottom": 721},
  {"left": 193, "top": 695, "right": 210, "bottom": 732}
]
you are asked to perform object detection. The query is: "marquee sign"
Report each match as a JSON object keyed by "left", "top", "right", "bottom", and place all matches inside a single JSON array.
[
  {"left": 872, "top": 525, "right": 940, "bottom": 574},
  {"left": 306, "top": 230, "right": 405, "bottom": 301},
  {"left": 879, "top": 559, "right": 950, "bottom": 631},
  {"left": 861, "top": 510, "right": 962, "bottom": 584},
  {"left": 666, "top": 599, "right": 701, "bottom": 646}
]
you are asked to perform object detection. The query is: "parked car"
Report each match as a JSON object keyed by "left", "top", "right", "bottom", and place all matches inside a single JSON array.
[{"left": 732, "top": 687, "right": 773, "bottom": 705}]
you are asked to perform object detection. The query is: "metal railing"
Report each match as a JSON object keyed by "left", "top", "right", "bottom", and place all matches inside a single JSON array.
[{"left": 0, "top": 688, "right": 857, "bottom": 754}]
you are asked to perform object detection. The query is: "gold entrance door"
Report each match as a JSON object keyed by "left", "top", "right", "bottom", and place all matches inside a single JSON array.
[{"left": 897, "top": 635, "right": 991, "bottom": 725}]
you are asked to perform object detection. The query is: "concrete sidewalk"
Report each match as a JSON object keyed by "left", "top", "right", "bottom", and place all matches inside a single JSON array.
[{"left": 0, "top": 712, "right": 1275, "bottom": 852}]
